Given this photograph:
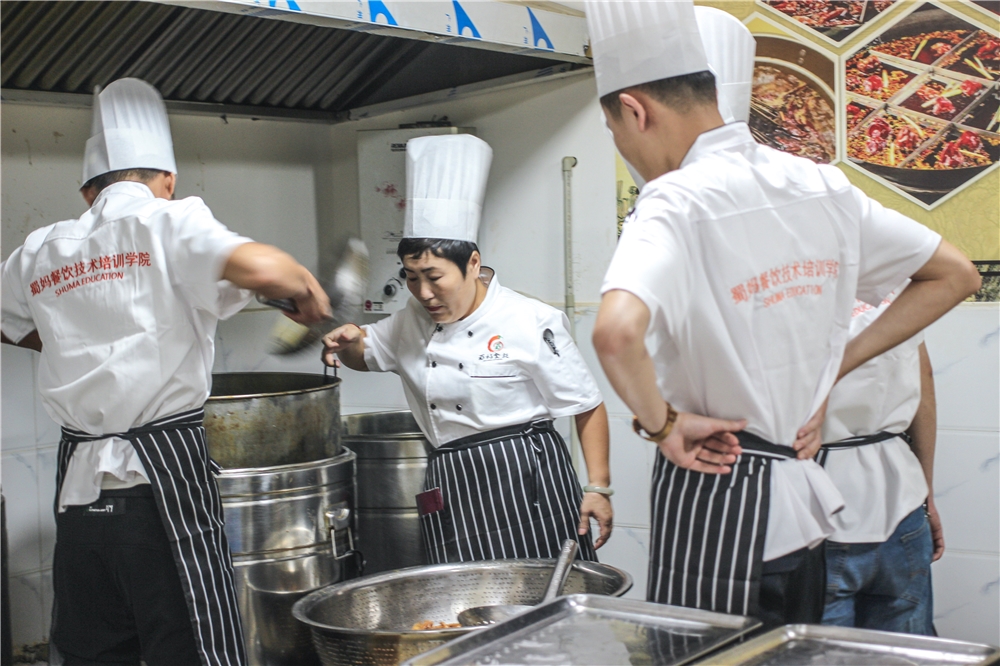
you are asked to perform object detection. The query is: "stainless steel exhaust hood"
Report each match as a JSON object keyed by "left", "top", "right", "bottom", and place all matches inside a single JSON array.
[{"left": 1, "top": 1, "right": 592, "bottom": 122}]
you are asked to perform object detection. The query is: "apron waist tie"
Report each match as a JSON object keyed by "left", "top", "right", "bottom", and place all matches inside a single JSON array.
[
  {"left": 431, "top": 419, "right": 555, "bottom": 458},
  {"left": 821, "top": 430, "right": 902, "bottom": 450},
  {"left": 736, "top": 431, "right": 797, "bottom": 460},
  {"left": 60, "top": 407, "right": 206, "bottom": 443}
]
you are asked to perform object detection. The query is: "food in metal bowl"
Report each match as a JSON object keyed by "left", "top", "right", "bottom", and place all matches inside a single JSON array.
[
  {"left": 940, "top": 31, "right": 1000, "bottom": 80},
  {"left": 411, "top": 621, "right": 461, "bottom": 631},
  {"left": 959, "top": 86, "right": 1000, "bottom": 132},
  {"left": 845, "top": 52, "right": 916, "bottom": 101},
  {"left": 870, "top": 29, "right": 973, "bottom": 65},
  {"left": 751, "top": 64, "right": 836, "bottom": 164},
  {"left": 765, "top": 0, "right": 864, "bottom": 28},
  {"left": 897, "top": 75, "right": 985, "bottom": 121},
  {"left": 911, "top": 127, "right": 1000, "bottom": 170},
  {"left": 847, "top": 99, "right": 879, "bottom": 131},
  {"left": 848, "top": 109, "right": 942, "bottom": 167}
]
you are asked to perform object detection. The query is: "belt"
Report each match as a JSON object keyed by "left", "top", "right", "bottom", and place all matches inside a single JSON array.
[{"left": 431, "top": 419, "right": 555, "bottom": 458}]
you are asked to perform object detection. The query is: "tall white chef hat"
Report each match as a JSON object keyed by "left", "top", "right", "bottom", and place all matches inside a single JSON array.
[
  {"left": 694, "top": 6, "right": 756, "bottom": 124},
  {"left": 82, "top": 78, "right": 177, "bottom": 185},
  {"left": 404, "top": 134, "right": 493, "bottom": 243},
  {"left": 585, "top": 0, "right": 708, "bottom": 99}
]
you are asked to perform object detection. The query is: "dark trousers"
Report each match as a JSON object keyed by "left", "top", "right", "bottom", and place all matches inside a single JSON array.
[
  {"left": 758, "top": 544, "right": 827, "bottom": 629},
  {"left": 52, "top": 486, "right": 201, "bottom": 666}
]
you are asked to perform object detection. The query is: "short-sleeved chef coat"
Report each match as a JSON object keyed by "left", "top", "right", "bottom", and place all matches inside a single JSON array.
[
  {"left": 1, "top": 181, "right": 253, "bottom": 508},
  {"left": 601, "top": 123, "right": 941, "bottom": 561},
  {"left": 821, "top": 286, "right": 928, "bottom": 543},
  {"left": 363, "top": 274, "right": 603, "bottom": 447}
]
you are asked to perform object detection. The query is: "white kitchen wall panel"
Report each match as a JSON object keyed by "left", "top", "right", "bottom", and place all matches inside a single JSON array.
[
  {"left": 934, "top": 429, "right": 1000, "bottom": 555},
  {"left": 1, "top": 346, "right": 36, "bottom": 451},
  {"left": 607, "top": 415, "right": 655, "bottom": 530},
  {"left": 7, "top": 572, "right": 45, "bottom": 648},
  {"left": 933, "top": 551, "right": 1000, "bottom": 646},
  {"left": 923, "top": 303, "right": 1000, "bottom": 433},
  {"left": 1, "top": 448, "right": 42, "bottom": 577},
  {"left": 596, "top": 526, "right": 650, "bottom": 601},
  {"left": 35, "top": 448, "right": 58, "bottom": 570}
]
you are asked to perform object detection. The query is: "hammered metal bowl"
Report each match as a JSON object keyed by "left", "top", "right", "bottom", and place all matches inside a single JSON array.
[{"left": 291, "top": 559, "right": 632, "bottom": 666}]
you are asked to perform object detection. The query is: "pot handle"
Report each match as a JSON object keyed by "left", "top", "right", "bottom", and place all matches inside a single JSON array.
[{"left": 325, "top": 503, "right": 364, "bottom": 575}]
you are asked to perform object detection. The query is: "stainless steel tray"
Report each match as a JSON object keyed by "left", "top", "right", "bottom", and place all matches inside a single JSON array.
[
  {"left": 703, "top": 624, "right": 1000, "bottom": 665},
  {"left": 404, "top": 593, "right": 761, "bottom": 666}
]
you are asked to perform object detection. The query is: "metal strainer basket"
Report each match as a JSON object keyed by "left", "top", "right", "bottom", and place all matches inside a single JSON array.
[{"left": 292, "top": 558, "right": 632, "bottom": 666}]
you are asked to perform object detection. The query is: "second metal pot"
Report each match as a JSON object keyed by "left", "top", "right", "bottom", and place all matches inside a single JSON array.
[{"left": 206, "top": 372, "right": 342, "bottom": 469}]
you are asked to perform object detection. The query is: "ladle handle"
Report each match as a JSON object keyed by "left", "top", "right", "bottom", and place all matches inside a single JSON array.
[{"left": 542, "top": 539, "right": 579, "bottom": 603}]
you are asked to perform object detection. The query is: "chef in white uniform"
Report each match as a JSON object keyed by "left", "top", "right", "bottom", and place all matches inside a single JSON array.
[
  {"left": 1, "top": 79, "right": 329, "bottom": 666},
  {"left": 323, "top": 134, "right": 619, "bottom": 563},
  {"left": 587, "top": 0, "right": 979, "bottom": 628},
  {"left": 819, "top": 285, "right": 941, "bottom": 634}
]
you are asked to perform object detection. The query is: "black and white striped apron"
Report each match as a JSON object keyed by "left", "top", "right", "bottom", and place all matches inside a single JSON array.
[
  {"left": 816, "top": 430, "right": 902, "bottom": 467},
  {"left": 55, "top": 408, "right": 246, "bottom": 666},
  {"left": 418, "top": 419, "right": 597, "bottom": 564},
  {"left": 647, "top": 431, "right": 794, "bottom": 616}
]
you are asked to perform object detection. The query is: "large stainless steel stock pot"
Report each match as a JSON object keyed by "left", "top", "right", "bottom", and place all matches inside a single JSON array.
[{"left": 206, "top": 372, "right": 359, "bottom": 666}]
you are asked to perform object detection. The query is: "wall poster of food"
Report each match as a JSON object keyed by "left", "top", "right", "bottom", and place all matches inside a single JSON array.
[
  {"left": 615, "top": 2, "right": 998, "bottom": 263},
  {"left": 759, "top": 1, "right": 900, "bottom": 44},
  {"left": 843, "top": 2, "right": 999, "bottom": 206},
  {"left": 751, "top": 36, "right": 839, "bottom": 163}
]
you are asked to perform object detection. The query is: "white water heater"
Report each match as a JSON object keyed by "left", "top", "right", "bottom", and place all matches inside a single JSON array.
[{"left": 357, "top": 126, "right": 474, "bottom": 316}]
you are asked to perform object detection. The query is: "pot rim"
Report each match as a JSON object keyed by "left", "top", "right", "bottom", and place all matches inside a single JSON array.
[
  {"left": 290, "top": 559, "right": 633, "bottom": 637},
  {"left": 207, "top": 372, "right": 341, "bottom": 401}
]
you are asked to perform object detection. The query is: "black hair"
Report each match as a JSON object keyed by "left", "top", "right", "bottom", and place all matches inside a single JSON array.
[
  {"left": 82, "top": 168, "right": 169, "bottom": 194},
  {"left": 397, "top": 238, "right": 479, "bottom": 277},
  {"left": 600, "top": 70, "right": 717, "bottom": 120}
]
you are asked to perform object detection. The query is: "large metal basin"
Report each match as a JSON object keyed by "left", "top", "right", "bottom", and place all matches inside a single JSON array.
[
  {"left": 292, "top": 559, "right": 632, "bottom": 666},
  {"left": 343, "top": 411, "right": 432, "bottom": 574},
  {"left": 206, "top": 372, "right": 341, "bottom": 469}
]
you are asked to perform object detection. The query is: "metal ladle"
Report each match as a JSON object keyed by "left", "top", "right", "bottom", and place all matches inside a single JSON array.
[{"left": 457, "top": 539, "right": 579, "bottom": 627}]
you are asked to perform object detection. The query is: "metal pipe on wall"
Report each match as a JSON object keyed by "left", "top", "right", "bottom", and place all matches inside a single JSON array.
[{"left": 561, "top": 156, "right": 581, "bottom": 471}]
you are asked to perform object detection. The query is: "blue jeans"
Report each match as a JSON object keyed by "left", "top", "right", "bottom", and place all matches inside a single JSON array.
[{"left": 822, "top": 506, "right": 934, "bottom": 635}]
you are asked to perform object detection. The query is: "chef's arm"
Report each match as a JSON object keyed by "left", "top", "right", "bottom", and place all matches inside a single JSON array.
[
  {"left": 0, "top": 330, "right": 42, "bottom": 352},
  {"left": 575, "top": 403, "right": 613, "bottom": 548},
  {"left": 222, "top": 242, "right": 331, "bottom": 325},
  {"left": 907, "top": 342, "right": 944, "bottom": 561},
  {"left": 594, "top": 290, "right": 745, "bottom": 475},
  {"left": 322, "top": 324, "right": 368, "bottom": 372},
  {"left": 839, "top": 240, "right": 979, "bottom": 380}
]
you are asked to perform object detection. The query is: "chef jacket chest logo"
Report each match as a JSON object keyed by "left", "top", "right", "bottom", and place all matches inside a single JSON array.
[{"left": 479, "top": 335, "right": 508, "bottom": 362}]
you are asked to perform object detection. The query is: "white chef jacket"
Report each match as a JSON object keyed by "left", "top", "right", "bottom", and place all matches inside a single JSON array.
[
  {"left": 821, "top": 287, "right": 928, "bottom": 543},
  {"left": 1, "top": 181, "right": 253, "bottom": 509},
  {"left": 601, "top": 123, "right": 941, "bottom": 560},
  {"left": 363, "top": 274, "right": 603, "bottom": 447}
]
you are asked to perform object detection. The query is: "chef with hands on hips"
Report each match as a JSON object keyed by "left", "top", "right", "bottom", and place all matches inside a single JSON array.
[
  {"left": 587, "top": 0, "right": 979, "bottom": 628},
  {"left": 1, "top": 78, "right": 329, "bottom": 666},
  {"left": 323, "top": 133, "right": 629, "bottom": 563},
  {"left": 818, "top": 285, "right": 941, "bottom": 634}
]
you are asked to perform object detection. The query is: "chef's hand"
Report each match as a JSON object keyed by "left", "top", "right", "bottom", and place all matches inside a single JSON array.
[
  {"left": 322, "top": 323, "right": 365, "bottom": 370},
  {"left": 579, "top": 493, "right": 613, "bottom": 549},
  {"left": 793, "top": 398, "right": 828, "bottom": 460},
  {"left": 289, "top": 272, "right": 332, "bottom": 325},
  {"left": 660, "top": 413, "right": 746, "bottom": 475},
  {"left": 927, "top": 497, "right": 945, "bottom": 561}
]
